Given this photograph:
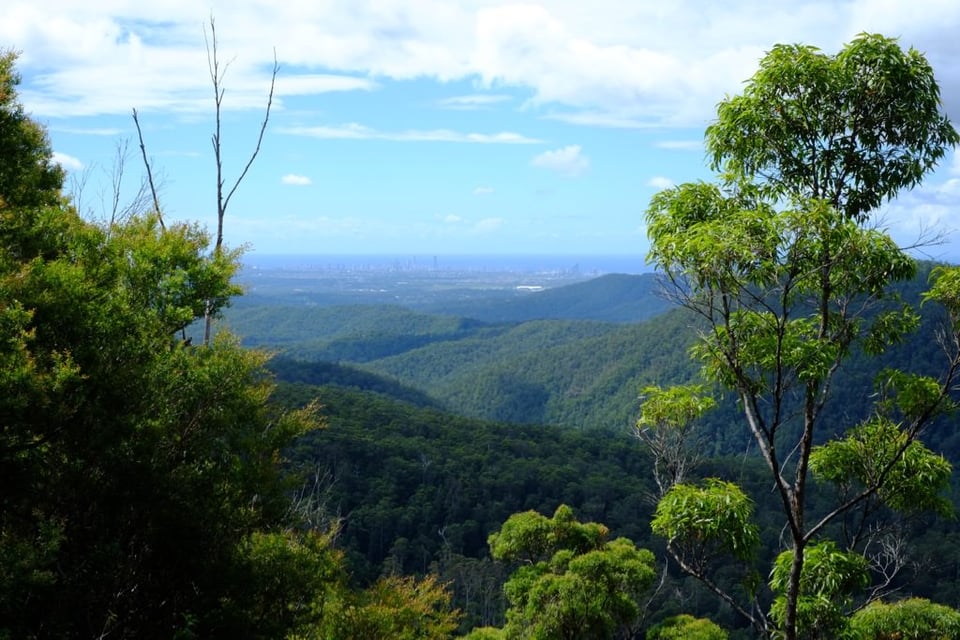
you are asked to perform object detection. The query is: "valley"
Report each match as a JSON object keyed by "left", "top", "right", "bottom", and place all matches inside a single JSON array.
[{"left": 219, "top": 256, "right": 960, "bottom": 635}]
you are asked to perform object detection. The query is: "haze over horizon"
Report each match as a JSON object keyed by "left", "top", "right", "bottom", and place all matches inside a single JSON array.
[{"left": 4, "top": 1, "right": 960, "bottom": 260}]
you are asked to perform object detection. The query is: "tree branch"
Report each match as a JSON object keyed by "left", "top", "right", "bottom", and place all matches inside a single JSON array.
[{"left": 131, "top": 108, "right": 164, "bottom": 230}]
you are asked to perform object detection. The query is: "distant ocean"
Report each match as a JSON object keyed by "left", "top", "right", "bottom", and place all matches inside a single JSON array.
[{"left": 242, "top": 254, "right": 651, "bottom": 275}]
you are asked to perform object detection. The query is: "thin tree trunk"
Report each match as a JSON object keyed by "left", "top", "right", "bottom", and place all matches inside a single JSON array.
[
  {"left": 131, "top": 108, "right": 164, "bottom": 230},
  {"left": 201, "top": 16, "right": 278, "bottom": 345}
]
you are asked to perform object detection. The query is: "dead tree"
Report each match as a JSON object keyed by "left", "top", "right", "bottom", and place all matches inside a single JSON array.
[{"left": 203, "top": 16, "right": 278, "bottom": 345}]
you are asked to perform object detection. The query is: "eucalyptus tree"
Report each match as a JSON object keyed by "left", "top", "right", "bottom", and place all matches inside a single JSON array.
[
  {"left": 643, "top": 34, "right": 960, "bottom": 640},
  {"left": 485, "top": 505, "right": 656, "bottom": 640}
]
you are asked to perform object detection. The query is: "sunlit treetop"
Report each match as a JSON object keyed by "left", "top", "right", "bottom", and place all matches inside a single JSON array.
[{"left": 706, "top": 33, "right": 960, "bottom": 221}]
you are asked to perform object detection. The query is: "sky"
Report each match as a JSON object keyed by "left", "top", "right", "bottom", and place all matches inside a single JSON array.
[{"left": 4, "top": 1, "right": 960, "bottom": 259}]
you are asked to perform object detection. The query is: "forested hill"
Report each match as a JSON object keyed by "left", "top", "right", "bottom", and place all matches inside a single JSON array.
[
  {"left": 247, "top": 261, "right": 960, "bottom": 456},
  {"left": 273, "top": 381, "right": 960, "bottom": 631},
  {"left": 415, "top": 272, "right": 672, "bottom": 323},
  {"left": 265, "top": 309, "right": 695, "bottom": 431}
]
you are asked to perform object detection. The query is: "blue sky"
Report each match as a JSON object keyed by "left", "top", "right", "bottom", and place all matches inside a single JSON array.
[{"left": 5, "top": 1, "right": 960, "bottom": 258}]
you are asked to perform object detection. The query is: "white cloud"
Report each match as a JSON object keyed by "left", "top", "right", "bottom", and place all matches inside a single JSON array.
[
  {"left": 545, "top": 111, "right": 660, "bottom": 128},
  {"left": 443, "top": 214, "right": 462, "bottom": 223},
  {"left": 274, "top": 74, "right": 377, "bottom": 96},
  {"left": 939, "top": 178, "right": 960, "bottom": 197},
  {"left": 51, "top": 151, "right": 83, "bottom": 171},
  {"left": 280, "top": 123, "right": 541, "bottom": 144},
  {"left": 532, "top": 145, "right": 589, "bottom": 177},
  {"left": 647, "top": 176, "right": 675, "bottom": 190},
  {"left": 949, "top": 151, "right": 960, "bottom": 176},
  {"left": 50, "top": 126, "right": 123, "bottom": 136},
  {"left": 439, "top": 94, "right": 511, "bottom": 110},
  {"left": 473, "top": 186, "right": 494, "bottom": 195},
  {"left": 281, "top": 174, "right": 312, "bottom": 186},
  {"left": 4, "top": 2, "right": 960, "bottom": 125},
  {"left": 656, "top": 140, "right": 703, "bottom": 151}
]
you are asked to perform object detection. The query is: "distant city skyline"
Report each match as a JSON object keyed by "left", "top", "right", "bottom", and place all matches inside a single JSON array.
[
  {"left": 4, "top": 1, "right": 960, "bottom": 260},
  {"left": 242, "top": 252, "right": 651, "bottom": 274}
]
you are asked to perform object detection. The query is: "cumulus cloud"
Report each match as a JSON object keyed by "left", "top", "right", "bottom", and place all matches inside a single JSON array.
[
  {"left": 443, "top": 214, "right": 462, "bottom": 223},
  {"left": 5, "top": 2, "right": 960, "bottom": 125},
  {"left": 532, "top": 145, "right": 590, "bottom": 177},
  {"left": 51, "top": 151, "right": 83, "bottom": 171},
  {"left": 473, "top": 186, "right": 494, "bottom": 195},
  {"left": 281, "top": 174, "right": 312, "bottom": 186}
]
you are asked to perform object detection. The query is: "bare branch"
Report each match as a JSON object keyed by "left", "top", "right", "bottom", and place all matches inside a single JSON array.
[
  {"left": 66, "top": 162, "right": 93, "bottom": 218},
  {"left": 221, "top": 50, "right": 277, "bottom": 224},
  {"left": 202, "top": 14, "right": 277, "bottom": 345},
  {"left": 131, "top": 108, "right": 164, "bottom": 230},
  {"left": 665, "top": 541, "right": 770, "bottom": 637}
]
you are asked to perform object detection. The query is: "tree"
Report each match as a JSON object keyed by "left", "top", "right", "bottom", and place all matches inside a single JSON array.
[
  {"left": 203, "top": 16, "right": 277, "bottom": 344},
  {"left": 0, "top": 51, "right": 323, "bottom": 638},
  {"left": 636, "top": 384, "right": 715, "bottom": 497},
  {"left": 0, "top": 49, "right": 63, "bottom": 209},
  {"left": 705, "top": 33, "right": 959, "bottom": 222},
  {"left": 848, "top": 597, "right": 960, "bottom": 639},
  {"left": 132, "top": 17, "right": 277, "bottom": 345},
  {"left": 485, "top": 505, "right": 656, "bottom": 640},
  {"left": 768, "top": 540, "right": 869, "bottom": 638},
  {"left": 645, "top": 614, "right": 728, "bottom": 640},
  {"left": 643, "top": 34, "right": 960, "bottom": 640},
  {"left": 650, "top": 480, "right": 761, "bottom": 628},
  {"left": 305, "top": 574, "right": 461, "bottom": 640}
]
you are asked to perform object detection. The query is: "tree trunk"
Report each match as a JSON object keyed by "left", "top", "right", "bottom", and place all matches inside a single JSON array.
[{"left": 784, "top": 538, "right": 805, "bottom": 640}]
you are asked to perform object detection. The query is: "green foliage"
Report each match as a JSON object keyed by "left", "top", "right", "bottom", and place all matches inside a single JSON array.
[
  {"left": 637, "top": 384, "right": 716, "bottom": 493},
  {"left": 705, "top": 33, "right": 960, "bottom": 221},
  {"left": 489, "top": 504, "right": 610, "bottom": 564},
  {"left": 645, "top": 32, "right": 959, "bottom": 640},
  {"left": 0, "top": 204, "right": 319, "bottom": 636},
  {"left": 303, "top": 574, "right": 460, "bottom": 640},
  {"left": 224, "top": 529, "right": 343, "bottom": 638},
  {"left": 269, "top": 356, "right": 440, "bottom": 408},
  {"left": 488, "top": 506, "right": 656, "bottom": 640},
  {"left": 924, "top": 265, "right": 960, "bottom": 322},
  {"left": 279, "top": 382, "right": 657, "bottom": 589},
  {"left": 848, "top": 598, "right": 960, "bottom": 640},
  {"left": 222, "top": 275, "right": 695, "bottom": 431},
  {"left": 646, "top": 614, "right": 728, "bottom": 640},
  {"left": 460, "top": 627, "right": 506, "bottom": 640},
  {"left": 769, "top": 541, "right": 870, "bottom": 638},
  {"left": 876, "top": 368, "right": 953, "bottom": 422},
  {"left": 862, "top": 306, "right": 921, "bottom": 356},
  {"left": 638, "top": 384, "right": 716, "bottom": 431},
  {"left": 0, "top": 50, "right": 64, "bottom": 209},
  {"left": 810, "top": 416, "right": 953, "bottom": 516},
  {"left": 651, "top": 479, "right": 760, "bottom": 565},
  {"left": 0, "top": 53, "right": 326, "bottom": 638}
]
